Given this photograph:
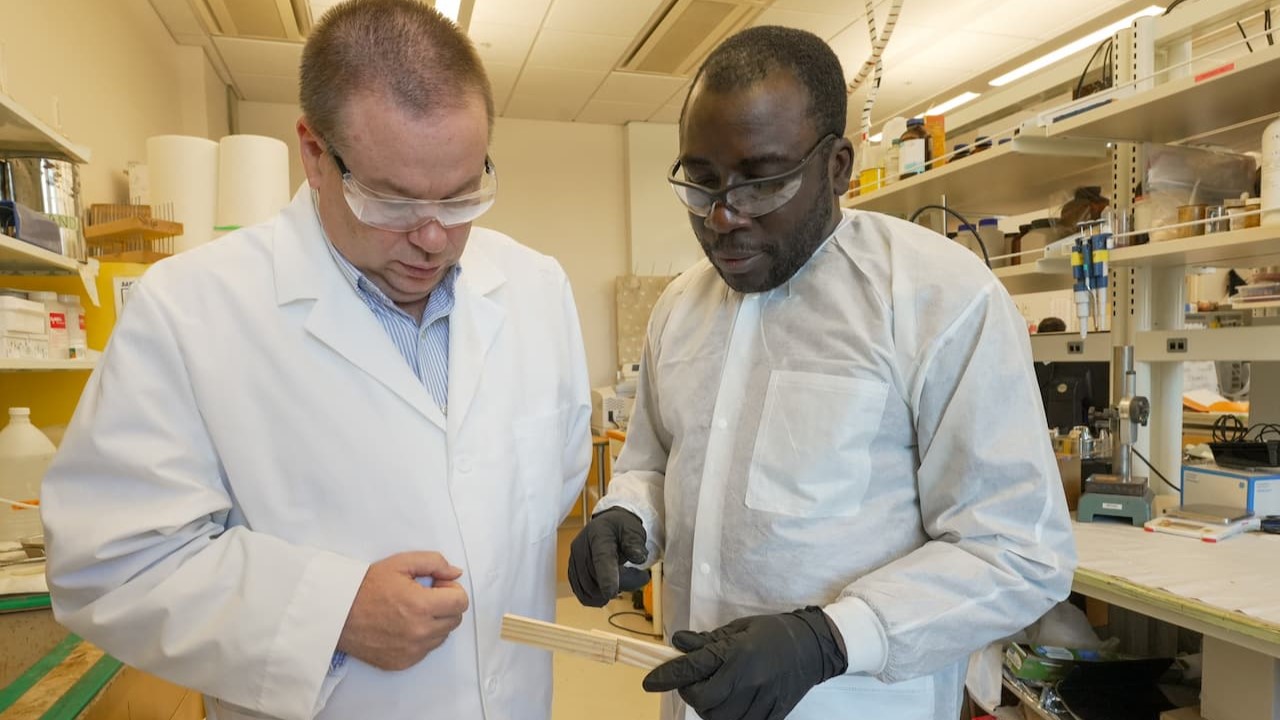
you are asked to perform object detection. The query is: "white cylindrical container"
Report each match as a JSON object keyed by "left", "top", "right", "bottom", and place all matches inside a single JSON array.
[
  {"left": 1262, "top": 117, "right": 1280, "bottom": 227},
  {"left": 978, "top": 218, "right": 1008, "bottom": 267},
  {"left": 147, "top": 135, "right": 219, "bottom": 253},
  {"left": 59, "top": 294, "right": 87, "bottom": 359},
  {"left": 0, "top": 408, "right": 56, "bottom": 543},
  {"left": 216, "top": 135, "right": 290, "bottom": 231},
  {"left": 28, "top": 291, "right": 68, "bottom": 360}
]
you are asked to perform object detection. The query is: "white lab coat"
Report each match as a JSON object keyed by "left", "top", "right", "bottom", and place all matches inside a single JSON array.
[
  {"left": 597, "top": 210, "right": 1077, "bottom": 720},
  {"left": 42, "top": 190, "right": 592, "bottom": 720}
]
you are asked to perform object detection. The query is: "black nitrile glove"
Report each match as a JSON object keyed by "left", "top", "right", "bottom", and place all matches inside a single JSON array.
[
  {"left": 567, "top": 508, "right": 648, "bottom": 606},
  {"left": 642, "top": 607, "right": 848, "bottom": 720}
]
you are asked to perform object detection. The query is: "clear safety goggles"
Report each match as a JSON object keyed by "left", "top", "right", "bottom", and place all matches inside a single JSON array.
[
  {"left": 330, "top": 150, "right": 497, "bottom": 232},
  {"left": 667, "top": 134, "right": 835, "bottom": 218}
]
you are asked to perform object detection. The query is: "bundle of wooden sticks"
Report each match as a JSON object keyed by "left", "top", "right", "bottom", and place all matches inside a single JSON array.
[{"left": 500, "top": 614, "right": 681, "bottom": 670}]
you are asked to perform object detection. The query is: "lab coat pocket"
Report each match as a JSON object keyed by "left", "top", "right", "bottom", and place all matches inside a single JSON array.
[
  {"left": 513, "top": 406, "right": 571, "bottom": 543},
  {"left": 746, "top": 371, "right": 888, "bottom": 518}
]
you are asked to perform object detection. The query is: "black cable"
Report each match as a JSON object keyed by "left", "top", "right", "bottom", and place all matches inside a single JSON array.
[
  {"left": 1238, "top": 21, "right": 1255, "bottom": 52},
  {"left": 1212, "top": 413, "right": 1248, "bottom": 443},
  {"left": 908, "top": 204, "right": 991, "bottom": 267},
  {"left": 1162, "top": 0, "right": 1188, "bottom": 14},
  {"left": 1268, "top": 9, "right": 1275, "bottom": 46},
  {"left": 1131, "top": 446, "right": 1181, "bottom": 493},
  {"left": 1075, "top": 39, "right": 1112, "bottom": 98},
  {"left": 608, "top": 611, "right": 662, "bottom": 639}
]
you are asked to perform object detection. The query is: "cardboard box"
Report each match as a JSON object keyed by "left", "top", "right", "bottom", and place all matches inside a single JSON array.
[{"left": 1181, "top": 464, "right": 1280, "bottom": 516}]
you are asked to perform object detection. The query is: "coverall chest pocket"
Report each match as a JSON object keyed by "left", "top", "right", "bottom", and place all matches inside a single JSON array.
[{"left": 746, "top": 371, "right": 889, "bottom": 518}]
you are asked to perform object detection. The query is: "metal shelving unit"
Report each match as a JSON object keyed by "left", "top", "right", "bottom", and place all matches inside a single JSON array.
[
  {"left": 841, "top": 135, "right": 1109, "bottom": 217},
  {"left": 0, "top": 358, "right": 96, "bottom": 372},
  {"left": 1047, "top": 42, "right": 1280, "bottom": 146},
  {"left": 1031, "top": 332, "right": 1112, "bottom": 363},
  {"left": 0, "top": 90, "right": 91, "bottom": 163}
]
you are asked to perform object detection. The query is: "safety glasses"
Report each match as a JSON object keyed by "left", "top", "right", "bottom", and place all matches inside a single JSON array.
[
  {"left": 329, "top": 149, "right": 497, "bottom": 232},
  {"left": 667, "top": 134, "right": 836, "bottom": 218}
]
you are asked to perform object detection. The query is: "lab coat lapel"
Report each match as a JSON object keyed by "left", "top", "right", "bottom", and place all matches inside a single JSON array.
[
  {"left": 447, "top": 241, "right": 506, "bottom": 434},
  {"left": 272, "top": 188, "right": 446, "bottom": 430}
]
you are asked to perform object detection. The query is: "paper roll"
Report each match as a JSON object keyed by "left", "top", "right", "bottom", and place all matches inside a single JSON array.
[
  {"left": 146, "top": 135, "right": 218, "bottom": 254},
  {"left": 216, "top": 135, "right": 290, "bottom": 231}
]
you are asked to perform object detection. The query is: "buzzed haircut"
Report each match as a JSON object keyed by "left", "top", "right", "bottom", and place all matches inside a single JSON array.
[
  {"left": 300, "top": 0, "right": 494, "bottom": 150},
  {"left": 684, "top": 26, "right": 847, "bottom": 139}
]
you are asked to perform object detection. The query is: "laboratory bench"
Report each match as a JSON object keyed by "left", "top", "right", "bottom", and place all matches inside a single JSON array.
[
  {"left": 0, "top": 595, "right": 201, "bottom": 720},
  {"left": 1071, "top": 519, "right": 1280, "bottom": 719}
]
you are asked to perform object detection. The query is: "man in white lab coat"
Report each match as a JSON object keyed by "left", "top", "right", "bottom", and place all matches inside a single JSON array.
[
  {"left": 42, "top": 1, "right": 590, "bottom": 718},
  {"left": 569, "top": 26, "right": 1076, "bottom": 720}
]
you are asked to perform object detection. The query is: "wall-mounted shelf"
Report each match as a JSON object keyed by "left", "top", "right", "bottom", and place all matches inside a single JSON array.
[
  {"left": 841, "top": 135, "right": 1109, "bottom": 218},
  {"left": 1136, "top": 326, "right": 1280, "bottom": 362},
  {"left": 1048, "top": 43, "right": 1280, "bottom": 145},
  {"left": 0, "top": 91, "right": 91, "bottom": 163},
  {"left": 0, "top": 358, "right": 96, "bottom": 372},
  {"left": 1031, "top": 332, "right": 1112, "bottom": 363},
  {"left": 1110, "top": 226, "right": 1280, "bottom": 269},
  {"left": 992, "top": 256, "right": 1073, "bottom": 295},
  {"left": 0, "top": 232, "right": 81, "bottom": 275}
]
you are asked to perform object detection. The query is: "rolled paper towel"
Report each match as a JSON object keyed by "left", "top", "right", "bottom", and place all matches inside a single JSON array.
[
  {"left": 146, "top": 135, "right": 218, "bottom": 253},
  {"left": 216, "top": 135, "right": 291, "bottom": 231}
]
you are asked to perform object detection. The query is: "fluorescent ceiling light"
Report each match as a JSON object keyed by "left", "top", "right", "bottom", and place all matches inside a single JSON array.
[
  {"left": 869, "top": 132, "right": 883, "bottom": 143},
  {"left": 435, "top": 0, "right": 461, "bottom": 22},
  {"left": 989, "top": 5, "right": 1164, "bottom": 87},
  {"left": 925, "top": 91, "right": 981, "bottom": 116}
]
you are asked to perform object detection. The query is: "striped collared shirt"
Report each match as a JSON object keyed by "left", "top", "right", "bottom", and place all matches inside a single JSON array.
[{"left": 323, "top": 240, "right": 458, "bottom": 415}]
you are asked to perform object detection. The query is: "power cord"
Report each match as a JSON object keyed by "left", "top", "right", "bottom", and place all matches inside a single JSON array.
[
  {"left": 1130, "top": 446, "right": 1181, "bottom": 493},
  {"left": 908, "top": 204, "right": 991, "bottom": 267},
  {"left": 1074, "top": 39, "right": 1114, "bottom": 98},
  {"left": 1211, "top": 414, "right": 1280, "bottom": 443},
  {"left": 608, "top": 611, "right": 663, "bottom": 639}
]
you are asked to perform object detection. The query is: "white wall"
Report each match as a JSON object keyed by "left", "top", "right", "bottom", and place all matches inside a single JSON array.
[
  {"left": 486, "top": 118, "right": 629, "bottom": 387},
  {"left": 0, "top": 0, "right": 227, "bottom": 202},
  {"left": 233, "top": 103, "right": 630, "bottom": 387},
  {"left": 625, "top": 122, "right": 700, "bottom": 275},
  {"left": 236, "top": 101, "right": 307, "bottom": 194}
]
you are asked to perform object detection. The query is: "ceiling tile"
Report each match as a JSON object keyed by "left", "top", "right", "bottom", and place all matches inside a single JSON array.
[
  {"left": 212, "top": 36, "right": 303, "bottom": 76},
  {"left": 576, "top": 99, "right": 658, "bottom": 125},
  {"left": 752, "top": 8, "right": 852, "bottom": 40},
  {"left": 512, "top": 66, "right": 608, "bottom": 102},
  {"left": 504, "top": 93, "right": 582, "bottom": 121},
  {"left": 468, "top": 22, "right": 538, "bottom": 66},
  {"left": 967, "top": 0, "right": 1131, "bottom": 40},
  {"left": 772, "top": 0, "right": 872, "bottom": 14},
  {"left": 469, "top": 0, "right": 553, "bottom": 28},
  {"left": 648, "top": 104, "right": 683, "bottom": 124},
  {"left": 235, "top": 73, "right": 302, "bottom": 103},
  {"left": 526, "top": 30, "right": 630, "bottom": 71},
  {"left": 543, "top": 0, "right": 664, "bottom": 36},
  {"left": 485, "top": 62, "right": 522, "bottom": 111},
  {"left": 590, "top": 73, "right": 688, "bottom": 105}
]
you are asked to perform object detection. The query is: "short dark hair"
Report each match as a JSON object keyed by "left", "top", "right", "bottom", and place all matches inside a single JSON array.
[
  {"left": 300, "top": 0, "right": 494, "bottom": 150},
  {"left": 682, "top": 26, "right": 846, "bottom": 139}
]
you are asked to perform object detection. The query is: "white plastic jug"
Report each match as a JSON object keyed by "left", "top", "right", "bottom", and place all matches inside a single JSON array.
[{"left": 0, "top": 407, "right": 56, "bottom": 543}]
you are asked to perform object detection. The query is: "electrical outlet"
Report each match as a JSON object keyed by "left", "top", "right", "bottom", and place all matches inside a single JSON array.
[
  {"left": 1067, "top": 340, "right": 1084, "bottom": 355},
  {"left": 1167, "top": 337, "right": 1188, "bottom": 353}
]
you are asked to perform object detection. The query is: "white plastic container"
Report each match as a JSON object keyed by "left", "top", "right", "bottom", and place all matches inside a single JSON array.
[
  {"left": 28, "top": 291, "right": 69, "bottom": 360},
  {"left": 0, "top": 408, "right": 55, "bottom": 543},
  {"left": 59, "top": 294, "right": 87, "bottom": 359},
  {"left": 1263, "top": 117, "right": 1280, "bottom": 227},
  {"left": 0, "top": 295, "right": 50, "bottom": 360},
  {"left": 978, "top": 218, "right": 1008, "bottom": 267}
]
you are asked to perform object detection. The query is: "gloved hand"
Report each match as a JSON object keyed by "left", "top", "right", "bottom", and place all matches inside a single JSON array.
[
  {"left": 567, "top": 508, "right": 648, "bottom": 607},
  {"left": 642, "top": 607, "right": 848, "bottom": 720}
]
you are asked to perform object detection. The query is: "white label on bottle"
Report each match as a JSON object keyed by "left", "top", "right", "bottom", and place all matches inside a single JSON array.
[{"left": 900, "top": 139, "right": 926, "bottom": 176}]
